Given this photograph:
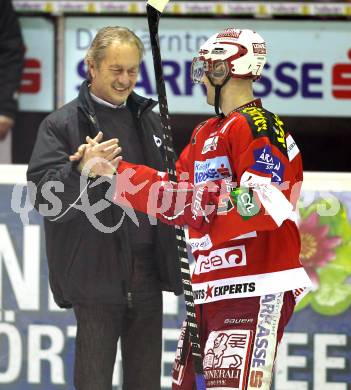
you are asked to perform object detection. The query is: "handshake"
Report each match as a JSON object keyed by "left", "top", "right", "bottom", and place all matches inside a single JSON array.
[
  {"left": 69, "top": 131, "right": 220, "bottom": 232},
  {"left": 156, "top": 181, "right": 220, "bottom": 232}
]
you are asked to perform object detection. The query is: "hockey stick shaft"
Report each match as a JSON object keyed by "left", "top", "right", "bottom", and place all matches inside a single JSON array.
[{"left": 146, "top": 2, "right": 206, "bottom": 389}]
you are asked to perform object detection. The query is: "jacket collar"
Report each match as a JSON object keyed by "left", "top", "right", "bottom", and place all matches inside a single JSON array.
[
  {"left": 77, "top": 80, "right": 158, "bottom": 122},
  {"left": 90, "top": 92, "right": 126, "bottom": 109}
]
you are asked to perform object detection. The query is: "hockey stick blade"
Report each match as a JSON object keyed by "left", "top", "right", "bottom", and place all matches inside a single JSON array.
[{"left": 147, "top": 0, "right": 169, "bottom": 13}]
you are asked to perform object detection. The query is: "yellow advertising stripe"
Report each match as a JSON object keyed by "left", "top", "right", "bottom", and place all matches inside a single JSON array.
[
  {"left": 86, "top": 2, "right": 96, "bottom": 13},
  {"left": 172, "top": 3, "right": 182, "bottom": 14},
  {"left": 214, "top": 4, "right": 225, "bottom": 15},
  {"left": 43, "top": 2, "right": 53, "bottom": 13},
  {"left": 301, "top": 5, "right": 311, "bottom": 16}
]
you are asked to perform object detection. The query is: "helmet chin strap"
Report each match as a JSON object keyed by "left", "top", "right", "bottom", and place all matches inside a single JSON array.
[
  {"left": 214, "top": 86, "right": 222, "bottom": 116},
  {"left": 210, "top": 74, "right": 232, "bottom": 116}
]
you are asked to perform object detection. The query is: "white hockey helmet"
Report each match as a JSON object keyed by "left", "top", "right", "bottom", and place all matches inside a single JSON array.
[{"left": 191, "top": 28, "right": 267, "bottom": 84}]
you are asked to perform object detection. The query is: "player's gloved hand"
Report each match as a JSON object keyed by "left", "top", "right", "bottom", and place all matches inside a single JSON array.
[{"left": 157, "top": 181, "right": 219, "bottom": 232}]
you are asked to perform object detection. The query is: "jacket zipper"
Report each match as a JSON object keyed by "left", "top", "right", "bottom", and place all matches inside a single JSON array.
[{"left": 127, "top": 291, "right": 133, "bottom": 308}]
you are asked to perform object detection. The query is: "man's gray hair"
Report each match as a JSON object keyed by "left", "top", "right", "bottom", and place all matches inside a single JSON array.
[{"left": 85, "top": 26, "right": 145, "bottom": 70}]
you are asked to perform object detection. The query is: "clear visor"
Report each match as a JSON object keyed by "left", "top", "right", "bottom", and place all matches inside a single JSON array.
[
  {"left": 191, "top": 57, "right": 209, "bottom": 84},
  {"left": 191, "top": 57, "right": 230, "bottom": 84}
]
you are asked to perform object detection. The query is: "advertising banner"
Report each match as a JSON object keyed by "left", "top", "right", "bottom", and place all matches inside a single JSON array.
[
  {"left": 0, "top": 166, "right": 350, "bottom": 389},
  {"left": 64, "top": 18, "right": 351, "bottom": 116},
  {"left": 18, "top": 17, "right": 55, "bottom": 112}
]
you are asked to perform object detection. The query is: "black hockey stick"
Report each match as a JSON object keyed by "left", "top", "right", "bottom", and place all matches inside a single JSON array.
[{"left": 146, "top": 1, "right": 206, "bottom": 389}]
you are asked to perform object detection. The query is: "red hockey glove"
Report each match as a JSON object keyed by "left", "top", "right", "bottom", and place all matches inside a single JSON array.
[{"left": 157, "top": 181, "right": 219, "bottom": 232}]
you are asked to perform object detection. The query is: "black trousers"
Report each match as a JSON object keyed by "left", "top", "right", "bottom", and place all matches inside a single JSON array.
[{"left": 73, "top": 293, "right": 163, "bottom": 390}]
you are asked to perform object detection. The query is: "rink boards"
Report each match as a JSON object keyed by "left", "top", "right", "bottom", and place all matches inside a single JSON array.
[{"left": 0, "top": 165, "right": 350, "bottom": 389}]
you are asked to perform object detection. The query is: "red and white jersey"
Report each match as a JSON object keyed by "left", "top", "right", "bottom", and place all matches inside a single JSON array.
[{"left": 114, "top": 99, "right": 312, "bottom": 305}]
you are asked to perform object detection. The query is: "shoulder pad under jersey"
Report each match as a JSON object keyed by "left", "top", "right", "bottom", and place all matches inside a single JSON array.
[{"left": 238, "top": 106, "right": 288, "bottom": 158}]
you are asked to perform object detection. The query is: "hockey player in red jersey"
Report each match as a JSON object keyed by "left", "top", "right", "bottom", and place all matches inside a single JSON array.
[
  {"left": 73, "top": 27, "right": 312, "bottom": 390},
  {"left": 110, "top": 28, "right": 312, "bottom": 390}
]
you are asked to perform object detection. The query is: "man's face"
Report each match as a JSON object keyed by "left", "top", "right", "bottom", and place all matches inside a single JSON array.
[
  {"left": 202, "top": 61, "right": 230, "bottom": 106},
  {"left": 203, "top": 75, "right": 216, "bottom": 106},
  {"left": 88, "top": 42, "right": 140, "bottom": 105}
]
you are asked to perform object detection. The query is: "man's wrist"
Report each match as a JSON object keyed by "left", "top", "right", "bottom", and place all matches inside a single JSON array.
[{"left": 77, "top": 160, "right": 97, "bottom": 179}]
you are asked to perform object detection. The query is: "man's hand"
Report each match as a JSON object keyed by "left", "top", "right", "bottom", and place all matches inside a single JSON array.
[
  {"left": 69, "top": 131, "right": 103, "bottom": 162},
  {"left": 157, "top": 182, "right": 219, "bottom": 233},
  {"left": 0, "top": 115, "right": 14, "bottom": 141},
  {"left": 69, "top": 132, "right": 123, "bottom": 177}
]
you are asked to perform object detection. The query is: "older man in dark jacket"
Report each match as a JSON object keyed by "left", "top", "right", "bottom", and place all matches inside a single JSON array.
[{"left": 27, "top": 26, "right": 182, "bottom": 390}]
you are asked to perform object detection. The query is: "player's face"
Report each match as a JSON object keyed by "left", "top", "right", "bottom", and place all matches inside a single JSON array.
[
  {"left": 201, "top": 60, "right": 230, "bottom": 106},
  {"left": 203, "top": 75, "right": 215, "bottom": 106},
  {"left": 89, "top": 42, "right": 140, "bottom": 106}
]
